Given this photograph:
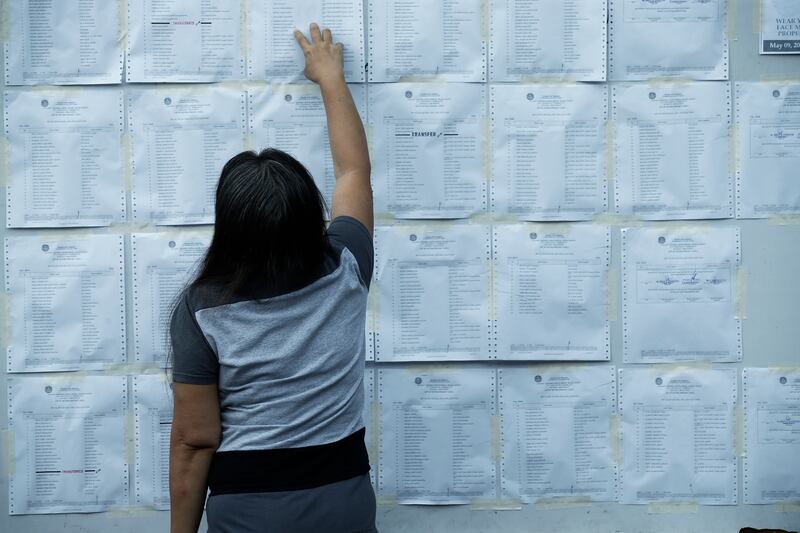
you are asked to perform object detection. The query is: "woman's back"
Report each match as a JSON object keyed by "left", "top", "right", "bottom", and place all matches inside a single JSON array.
[{"left": 172, "top": 216, "right": 373, "bottom": 451}]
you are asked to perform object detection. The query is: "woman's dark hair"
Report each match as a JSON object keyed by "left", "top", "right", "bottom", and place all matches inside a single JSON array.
[{"left": 193, "top": 148, "right": 327, "bottom": 294}]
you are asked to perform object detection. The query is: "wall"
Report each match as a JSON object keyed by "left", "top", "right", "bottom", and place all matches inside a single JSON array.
[{"left": 1, "top": 1, "right": 799, "bottom": 532}]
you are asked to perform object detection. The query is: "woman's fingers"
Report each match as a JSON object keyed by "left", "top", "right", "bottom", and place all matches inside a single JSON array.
[
  {"left": 294, "top": 29, "right": 310, "bottom": 51},
  {"left": 310, "top": 23, "right": 323, "bottom": 43},
  {"left": 322, "top": 28, "right": 332, "bottom": 43}
]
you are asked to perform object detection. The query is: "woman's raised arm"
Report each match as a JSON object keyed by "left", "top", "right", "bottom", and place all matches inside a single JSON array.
[{"left": 294, "top": 23, "right": 373, "bottom": 233}]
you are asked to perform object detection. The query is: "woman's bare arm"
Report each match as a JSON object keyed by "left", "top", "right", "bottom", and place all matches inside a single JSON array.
[
  {"left": 169, "top": 382, "right": 220, "bottom": 533},
  {"left": 294, "top": 23, "right": 373, "bottom": 233}
]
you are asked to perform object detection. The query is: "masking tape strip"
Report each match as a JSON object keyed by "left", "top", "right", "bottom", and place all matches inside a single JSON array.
[
  {"left": 605, "top": 121, "right": 617, "bottom": 182},
  {"left": 534, "top": 496, "right": 592, "bottom": 510},
  {"left": 367, "top": 302, "right": 379, "bottom": 342},
  {"left": 470, "top": 498, "right": 523, "bottom": 511},
  {"left": 0, "top": 137, "right": 10, "bottom": 186},
  {"left": 480, "top": 0, "right": 490, "bottom": 41},
  {"left": 647, "top": 502, "right": 699, "bottom": 514},
  {"left": 396, "top": 75, "right": 452, "bottom": 83},
  {"left": 240, "top": 0, "right": 249, "bottom": 60},
  {"left": 402, "top": 364, "right": 459, "bottom": 374},
  {"left": 0, "top": 291, "right": 11, "bottom": 344},
  {"left": 754, "top": 0, "right": 763, "bottom": 36},
  {"left": 104, "top": 362, "right": 169, "bottom": 375},
  {"left": 734, "top": 405, "right": 744, "bottom": 457},
  {"left": 13, "top": 85, "right": 86, "bottom": 95},
  {"left": 768, "top": 214, "right": 800, "bottom": 225},
  {"left": 647, "top": 222, "right": 713, "bottom": 235},
  {"left": 490, "top": 414, "right": 501, "bottom": 461},
  {"left": 766, "top": 364, "right": 800, "bottom": 371},
  {"left": 482, "top": 116, "right": 491, "bottom": 203},
  {"left": 106, "top": 506, "right": 161, "bottom": 518},
  {"left": 373, "top": 214, "right": 399, "bottom": 225},
  {"left": 376, "top": 495, "right": 398, "bottom": 506},
  {"left": 121, "top": 132, "right": 133, "bottom": 193},
  {"left": 642, "top": 362, "right": 713, "bottom": 375},
  {"left": 109, "top": 221, "right": 161, "bottom": 234},
  {"left": 0, "top": 0, "right": 11, "bottom": 43},
  {"left": 759, "top": 74, "right": 800, "bottom": 82},
  {"left": 729, "top": 124, "right": 738, "bottom": 175},
  {"left": 644, "top": 77, "right": 695, "bottom": 87},
  {"left": 125, "top": 409, "right": 136, "bottom": 466},
  {"left": 369, "top": 400, "right": 380, "bottom": 460},
  {"left": 735, "top": 267, "right": 748, "bottom": 320},
  {"left": 519, "top": 75, "right": 580, "bottom": 84},
  {"left": 776, "top": 501, "right": 800, "bottom": 513},
  {"left": 116, "top": 0, "right": 127, "bottom": 45},
  {"left": 592, "top": 213, "right": 644, "bottom": 226},
  {"left": 244, "top": 131, "right": 255, "bottom": 152},
  {"left": 725, "top": 0, "right": 737, "bottom": 40},
  {"left": 606, "top": 268, "right": 619, "bottom": 322},
  {"left": 609, "top": 413, "right": 622, "bottom": 465},
  {"left": 12, "top": 228, "right": 110, "bottom": 242},
  {"left": 2, "top": 429, "right": 15, "bottom": 477}
]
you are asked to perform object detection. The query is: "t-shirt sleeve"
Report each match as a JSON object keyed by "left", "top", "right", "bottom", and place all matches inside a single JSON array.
[
  {"left": 170, "top": 291, "right": 219, "bottom": 385},
  {"left": 327, "top": 216, "right": 374, "bottom": 287}
]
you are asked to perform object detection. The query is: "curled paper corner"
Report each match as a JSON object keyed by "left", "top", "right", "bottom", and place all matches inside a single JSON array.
[
  {"left": 534, "top": 496, "right": 593, "bottom": 510},
  {"left": 469, "top": 498, "right": 523, "bottom": 511},
  {"left": 735, "top": 267, "right": 748, "bottom": 320},
  {"left": 646, "top": 501, "right": 699, "bottom": 514}
]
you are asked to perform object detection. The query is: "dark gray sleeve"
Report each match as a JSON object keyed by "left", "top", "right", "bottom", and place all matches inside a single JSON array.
[
  {"left": 170, "top": 291, "right": 219, "bottom": 385},
  {"left": 327, "top": 216, "right": 374, "bottom": 287}
]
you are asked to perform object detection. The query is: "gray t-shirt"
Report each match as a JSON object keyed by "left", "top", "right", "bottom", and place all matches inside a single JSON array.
[{"left": 170, "top": 216, "right": 373, "bottom": 452}]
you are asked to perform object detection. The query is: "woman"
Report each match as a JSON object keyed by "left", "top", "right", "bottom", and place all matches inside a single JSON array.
[{"left": 168, "top": 23, "right": 376, "bottom": 533}]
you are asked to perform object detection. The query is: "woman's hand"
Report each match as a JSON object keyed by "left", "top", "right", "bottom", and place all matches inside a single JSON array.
[{"left": 294, "top": 23, "right": 345, "bottom": 86}]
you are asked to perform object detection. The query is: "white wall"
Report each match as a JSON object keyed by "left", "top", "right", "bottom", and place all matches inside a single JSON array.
[{"left": 1, "top": 1, "right": 799, "bottom": 532}]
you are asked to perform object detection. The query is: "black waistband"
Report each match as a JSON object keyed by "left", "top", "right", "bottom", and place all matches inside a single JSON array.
[{"left": 208, "top": 427, "right": 370, "bottom": 495}]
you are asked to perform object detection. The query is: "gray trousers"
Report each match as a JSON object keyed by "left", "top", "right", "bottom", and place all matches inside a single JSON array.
[{"left": 205, "top": 473, "right": 378, "bottom": 533}]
